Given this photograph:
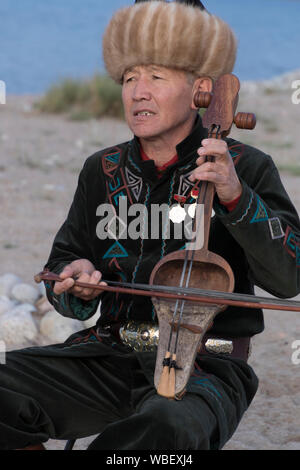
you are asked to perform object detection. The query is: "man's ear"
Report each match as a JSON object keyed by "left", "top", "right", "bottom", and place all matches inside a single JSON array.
[{"left": 191, "top": 77, "right": 213, "bottom": 110}]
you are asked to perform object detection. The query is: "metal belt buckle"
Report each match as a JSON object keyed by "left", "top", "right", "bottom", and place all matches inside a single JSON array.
[
  {"left": 119, "top": 321, "right": 159, "bottom": 352},
  {"left": 204, "top": 338, "right": 233, "bottom": 355}
]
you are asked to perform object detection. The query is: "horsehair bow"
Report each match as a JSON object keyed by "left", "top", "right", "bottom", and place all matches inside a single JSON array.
[{"left": 34, "top": 270, "right": 300, "bottom": 313}]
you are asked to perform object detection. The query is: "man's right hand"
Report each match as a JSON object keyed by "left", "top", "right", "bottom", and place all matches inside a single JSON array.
[{"left": 53, "top": 259, "right": 107, "bottom": 301}]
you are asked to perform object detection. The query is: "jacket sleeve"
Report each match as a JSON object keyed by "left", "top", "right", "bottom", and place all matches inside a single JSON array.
[
  {"left": 43, "top": 155, "right": 102, "bottom": 321},
  {"left": 214, "top": 149, "right": 300, "bottom": 299}
]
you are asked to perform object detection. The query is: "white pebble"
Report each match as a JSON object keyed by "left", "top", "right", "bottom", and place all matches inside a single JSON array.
[
  {"left": 11, "top": 283, "right": 40, "bottom": 305},
  {"left": 40, "top": 310, "right": 82, "bottom": 344},
  {"left": 0, "top": 296, "right": 17, "bottom": 316},
  {"left": 0, "top": 310, "right": 38, "bottom": 347},
  {"left": 10, "top": 303, "right": 37, "bottom": 315},
  {"left": 0, "top": 273, "right": 22, "bottom": 297}
]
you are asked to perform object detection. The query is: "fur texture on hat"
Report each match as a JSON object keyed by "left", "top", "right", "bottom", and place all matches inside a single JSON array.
[{"left": 102, "top": 0, "right": 237, "bottom": 83}]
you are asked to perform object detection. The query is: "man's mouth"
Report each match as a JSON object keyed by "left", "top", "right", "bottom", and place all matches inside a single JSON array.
[{"left": 134, "top": 111, "right": 156, "bottom": 116}]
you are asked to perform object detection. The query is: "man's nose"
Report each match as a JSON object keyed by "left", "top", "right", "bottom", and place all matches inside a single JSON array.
[{"left": 132, "top": 77, "right": 152, "bottom": 101}]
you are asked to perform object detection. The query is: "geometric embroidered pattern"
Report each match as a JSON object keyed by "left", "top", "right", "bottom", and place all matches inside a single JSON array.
[
  {"left": 109, "top": 177, "right": 121, "bottom": 192},
  {"left": 231, "top": 191, "right": 254, "bottom": 226},
  {"left": 102, "top": 148, "right": 122, "bottom": 177},
  {"left": 268, "top": 217, "right": 285, "bottom": 240},
  {"left": 106, "top": 153, "right": 120, "bottom": 164},
  {"left": 113, "top": 191, "right": 127, "bottom": 207},
  {"left": 250, "top": 195, "right": 268, "bottom": 224},
  {"left": 283, "top": 226, "right": 300, "bottom": 266},
  {"left": 124, "top": 167, "right": 143, "bottom": 202},
  {"left": 176, "top": 171, "right": 195, "bottom": 198},
  {"left": 228, "top": 143, "right": 244, "bottom": 167},
  {"left": 103, "top": 241, "right": 129, "bottom": 259}
]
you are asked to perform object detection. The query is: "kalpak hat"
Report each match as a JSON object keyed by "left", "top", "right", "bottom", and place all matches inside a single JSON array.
[{"left": 103, "top": 0, "right": 237, "bottom": 84}]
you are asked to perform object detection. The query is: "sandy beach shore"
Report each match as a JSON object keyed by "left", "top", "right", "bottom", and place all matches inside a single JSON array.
[{"left": 0, "top": 73, "right": 299, "bottom": 450}]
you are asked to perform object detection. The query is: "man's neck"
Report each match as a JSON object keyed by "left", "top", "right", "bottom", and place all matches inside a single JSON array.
[{"left": 140, "top": 140, "right": 177, "bottom": 166}]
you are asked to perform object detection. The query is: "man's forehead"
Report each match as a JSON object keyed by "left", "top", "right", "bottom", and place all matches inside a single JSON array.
[{"left": 124, "top": 65, "right": 173, "bottom": 75}]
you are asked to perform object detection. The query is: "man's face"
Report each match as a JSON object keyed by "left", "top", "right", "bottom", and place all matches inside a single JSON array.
[{"left": 122, "top": 65, "right": 196, "bottom": 143}]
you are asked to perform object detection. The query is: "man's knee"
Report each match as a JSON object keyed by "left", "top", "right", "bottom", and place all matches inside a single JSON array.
[{"left": 138, "top": 396, "right": 212, "bottom": 450}]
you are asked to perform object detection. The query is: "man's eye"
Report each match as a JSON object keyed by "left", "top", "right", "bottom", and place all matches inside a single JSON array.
[
  {"left": 152, "top": 75, "right": 162, "bottom": 80},
  {"left": 125, "top": 77, "right": 134, "bottom": 83}
]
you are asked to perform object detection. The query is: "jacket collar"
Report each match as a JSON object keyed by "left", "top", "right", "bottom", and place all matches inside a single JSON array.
[{"left": 176, "top": 115, "right": 208, "bottom": 163}]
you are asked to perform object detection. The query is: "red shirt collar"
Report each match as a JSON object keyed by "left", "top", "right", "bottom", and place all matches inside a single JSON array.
[{"left": 140, "top": 147, "right": 179, "bottom": 177}]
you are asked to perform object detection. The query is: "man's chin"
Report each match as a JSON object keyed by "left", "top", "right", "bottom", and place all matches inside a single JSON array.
[
  {"left": 128, "top": 122, "right": 162, "bottom": 140},
  {"left": 131, "top": 126, "right": 162, "bottom": 140}
]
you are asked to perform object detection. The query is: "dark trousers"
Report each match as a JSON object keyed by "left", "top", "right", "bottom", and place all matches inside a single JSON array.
[{"left": 0, "top": 328, "right": 258, "bottom": 450}]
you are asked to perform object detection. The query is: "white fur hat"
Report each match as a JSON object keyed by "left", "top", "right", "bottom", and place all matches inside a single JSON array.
[{"left": 103, "top": 0, "right": 237, "bottom": 83}]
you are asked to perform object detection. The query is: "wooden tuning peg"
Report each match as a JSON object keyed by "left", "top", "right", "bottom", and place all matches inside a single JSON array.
[
  {"left": 234, "top": 112, "right": 256, "bottom": 130},
  {"left": 194, "top": 91, "right": 212, "bottom": 109}
]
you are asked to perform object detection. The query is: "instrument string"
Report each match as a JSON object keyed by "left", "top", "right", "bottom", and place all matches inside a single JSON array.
[
  {"left": 170, "top": 125, "right": 218, "bottom": 361},
  {"left": 94, "top": 279, "right": 300, "bottom": 309}
]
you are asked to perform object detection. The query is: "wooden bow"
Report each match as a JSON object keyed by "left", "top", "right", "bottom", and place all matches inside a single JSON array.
[{"left": 35, "top": 270, "right": 300, "bottom": 313}]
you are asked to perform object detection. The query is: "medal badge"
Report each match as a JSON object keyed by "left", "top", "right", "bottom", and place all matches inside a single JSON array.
[{"left": 169, "top": 195, "right": 187, "bottom": 224}]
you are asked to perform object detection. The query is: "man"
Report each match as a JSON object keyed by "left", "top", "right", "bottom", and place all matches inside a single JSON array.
[{"left": 0, "top": 0, "right": 299, "bottom": 451}]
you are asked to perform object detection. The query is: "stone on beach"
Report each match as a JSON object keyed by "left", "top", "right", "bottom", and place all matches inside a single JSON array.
[
  {"left": 11, "top": 283, "right": 40, "bottom": 305},
  {"left": 0, "top": 307, "right": 38, "bottom": 347},
  {"left": 40, "top": 310, "right": 83, "bottom": 344},
  {"left": 0, "top": 273, "right": 22, "bottom": 297},
  {"left": 0, "top": 296, "right": 17, "bottom": 316}
]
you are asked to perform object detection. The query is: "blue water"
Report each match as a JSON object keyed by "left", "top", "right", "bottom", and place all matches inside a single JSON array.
[{"left": 0, "top": 0, "right": 300, "bottom": 94}]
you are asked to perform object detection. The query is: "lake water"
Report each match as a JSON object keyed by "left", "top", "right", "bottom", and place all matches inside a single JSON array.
[{"left": 0, "top": 0, "right": 300, "bottom": 94}]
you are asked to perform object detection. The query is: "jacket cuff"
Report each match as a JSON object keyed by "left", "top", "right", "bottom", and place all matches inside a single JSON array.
[
  {"left": 214, "top": 179, "right": 255, "bottom": 226},
  {"left": 44, "top": 280, "right": 100, "bottom": 321}
]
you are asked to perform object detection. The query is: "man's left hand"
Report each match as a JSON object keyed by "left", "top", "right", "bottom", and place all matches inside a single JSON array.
[{"left": 189, "top": 139, "right": 242, "bottom": 203}]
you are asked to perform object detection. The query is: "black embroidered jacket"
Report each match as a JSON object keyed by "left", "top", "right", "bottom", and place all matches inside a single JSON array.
[{"left": 44, "top": 118, "right": 300, "bottom": 338}]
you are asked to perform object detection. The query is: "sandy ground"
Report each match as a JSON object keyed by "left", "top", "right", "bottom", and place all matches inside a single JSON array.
[{"left": 0, "top": 79, "right": 299, "bottom": 450}]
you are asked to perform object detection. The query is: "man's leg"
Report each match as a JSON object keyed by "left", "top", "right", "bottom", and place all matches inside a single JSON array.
[
  {"left": 0, "top": 344, "right": 136, "bottom": 450},
  {"left": 87, "top": 389, "right": 218, "bottom": 450},
  {"left": 87, "top": 354, "right": 258, "bottom": 450}
]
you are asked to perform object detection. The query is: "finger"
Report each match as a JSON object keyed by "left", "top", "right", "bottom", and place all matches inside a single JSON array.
[
  {"left": 59, "top": 265, "right": 76, "bottom": 281},
  {"left": 190, "top": 169, "right": 225, "bottom": 185},
  {"left": 70, "top": 272, "right": 94, "bottom": 297},
  {"left": 71, "top": 271, "right": 107, "bottom": 298},
  {"left": 53, "top": 277, "right": 75, "bottom": 295},
  {"left": 198, "top": 141, "right": 229, "bottom": 159},
  {"left": 195, "top": 155, "right": 206, "bottom": 166},
  {"left": 90, "top": 270, "right": 103, "bottom": 284},
  {"left": 201, "top": 138, "right": 228, "bottom": 150},
  {"left": 198, "top": 148, "right": 228, "bottom": 160},
  {"left": 190, "top": 162, "right": 223, "bottom": 182}
]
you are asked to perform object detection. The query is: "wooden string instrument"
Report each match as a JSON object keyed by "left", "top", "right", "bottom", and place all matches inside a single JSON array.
[{"left": 148, "top": 73, "right": 256, "bottom": 398}]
